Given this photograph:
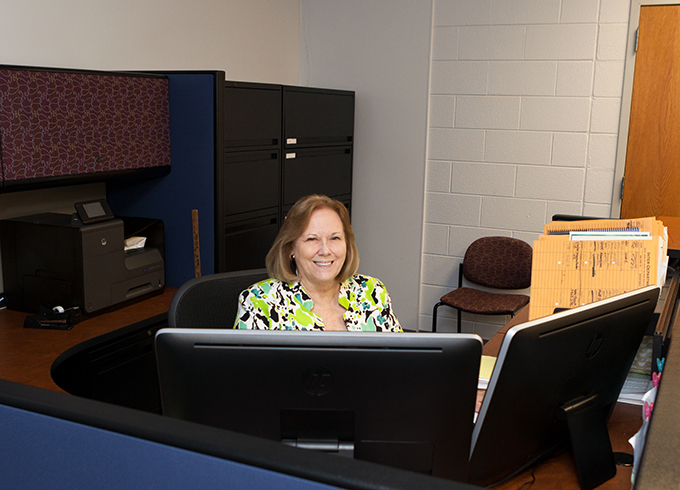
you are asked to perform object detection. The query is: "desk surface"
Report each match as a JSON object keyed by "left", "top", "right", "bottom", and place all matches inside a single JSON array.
[
  {"left": 0, "top": 289, "right": 176, "bottom": 392},
  {"left": 0, "top": 291, "right": 642, "bottom": 490}
]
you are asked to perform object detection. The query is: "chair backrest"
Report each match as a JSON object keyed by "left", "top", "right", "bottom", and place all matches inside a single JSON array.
[
  {"left": 168, "top": 268, "right": 269, "bottom": 328},
  {"left": 462, "top": 237, "right": 532, "bottom": 290}
]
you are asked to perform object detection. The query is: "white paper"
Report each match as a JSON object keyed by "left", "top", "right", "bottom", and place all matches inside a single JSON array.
[{"left": 124, "top": 236, "right": 146, "bottom": 251}]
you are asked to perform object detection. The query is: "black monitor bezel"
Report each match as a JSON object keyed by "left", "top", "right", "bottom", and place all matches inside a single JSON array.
[
  {"left": 469, "top": 285, "right": 660, "bottom": 489},
  {"left": 155, "top": 329, "right": 483, "bottom": 481}
]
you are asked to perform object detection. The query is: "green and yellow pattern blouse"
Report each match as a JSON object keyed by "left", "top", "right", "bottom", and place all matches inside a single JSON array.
[{"left": 233, "top": 274, "right": 401, "bottom": 332}]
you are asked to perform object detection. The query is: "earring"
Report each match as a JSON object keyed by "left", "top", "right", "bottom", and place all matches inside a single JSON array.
[{"left": 291, "top": 254, "right": 295, "bottom": 259}]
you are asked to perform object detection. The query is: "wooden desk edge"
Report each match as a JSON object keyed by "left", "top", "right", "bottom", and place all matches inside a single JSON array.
[{"left": 0, "top": 288, "right": 176, "bottom": 392}]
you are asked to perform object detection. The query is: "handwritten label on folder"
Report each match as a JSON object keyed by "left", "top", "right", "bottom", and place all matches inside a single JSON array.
[{"left": 529, "top": 217, "right": 667, "bottom": 321}]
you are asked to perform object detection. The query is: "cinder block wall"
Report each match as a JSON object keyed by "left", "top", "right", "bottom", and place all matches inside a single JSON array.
[{"left": 420, "top": 0, "right": 631, "bottom": 335}]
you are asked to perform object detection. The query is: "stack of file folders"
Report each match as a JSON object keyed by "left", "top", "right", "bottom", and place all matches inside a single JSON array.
[{"left": 529, "top": 217, "right": 668, "bottom": 321}]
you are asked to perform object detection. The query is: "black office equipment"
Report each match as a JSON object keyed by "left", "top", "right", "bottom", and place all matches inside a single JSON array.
[
  {"left": 468, "top": 285, "right": 660, "bottom": 490},
  {"left": 652, "top": 268, "right": 678, "bottom": 373},
  {"left": 0, "top": 212, "right": 164, "bottom": 314},
  {"left": 23, "top": 305, "right": 82, "bottom": 330},
  {"left": 74, "top": 199, "right": 115, "bottom": 225},
  {"left": 551, "top": 214, "right": 604, "bottom": 222},
  {"left": 155, "top": 329, "right": 482, "bottom": 482},
  {"left": 223, "top": 82, "right": 354, "bottom": 272}
]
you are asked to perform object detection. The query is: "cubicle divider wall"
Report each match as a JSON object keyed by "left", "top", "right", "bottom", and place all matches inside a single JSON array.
[
  {"left": 0, "top": 379, "right": 481, "bottom": 490},
  {"left": 108, "top": 71, "right": 224, "bottom": 288}
]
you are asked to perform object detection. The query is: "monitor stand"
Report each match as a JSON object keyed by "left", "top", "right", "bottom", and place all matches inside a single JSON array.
[
  {"left": 280, "top": 409, "right": 355, "bottom": 458},
  {"left": 279, "top": 408, "right": 436, "bottom": 474},
  {"left": 558, "top": 394, "right": 617, "bottom": 490},
  {"left": 282, "top": 439, "right": 355, "bottom": 458}
]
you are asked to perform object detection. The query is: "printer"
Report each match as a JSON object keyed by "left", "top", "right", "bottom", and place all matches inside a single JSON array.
[{"left": 0, "top": 210, "right": 165, "bottom": 315}]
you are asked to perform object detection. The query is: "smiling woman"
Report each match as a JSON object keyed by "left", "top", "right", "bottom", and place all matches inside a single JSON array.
[{"left": 233, "top": 195, "right": 401, "bottom": 332}]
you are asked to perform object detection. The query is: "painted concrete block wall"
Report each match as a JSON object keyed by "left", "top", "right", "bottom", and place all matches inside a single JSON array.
[
  {"left": 300, "top": 1, "right": 433, "bottom": 330},
  {"left": 421, "top": 0, "right": 631, "bottom": 336}
]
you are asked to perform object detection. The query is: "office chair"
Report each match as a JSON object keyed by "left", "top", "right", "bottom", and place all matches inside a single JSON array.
[
  {"left": 168, "top": 268, "right": 269, "bottom": 328},
  {"left": 432, "top": 236, "right": 532, "bottom": 333}
]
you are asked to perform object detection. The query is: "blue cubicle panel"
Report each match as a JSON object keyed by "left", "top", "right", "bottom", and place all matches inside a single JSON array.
[
  {"left": 0, "top": 405, "right": 336, "bottom": 490},
  {"left": 0, "top": 379, "right": 479, "bottom": 490},
  {"left": 108, "top": 72, "right": 220, "bottom": 288}
]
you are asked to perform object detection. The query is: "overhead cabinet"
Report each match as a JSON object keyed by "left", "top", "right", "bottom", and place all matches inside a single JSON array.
[{"left": 0, "top": 65, "right": 171, "bottom": 193}]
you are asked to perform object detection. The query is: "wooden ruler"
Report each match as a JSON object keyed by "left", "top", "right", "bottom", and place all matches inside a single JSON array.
[{"left": 192, "top": 209, "right": 201, "bottom": 277}]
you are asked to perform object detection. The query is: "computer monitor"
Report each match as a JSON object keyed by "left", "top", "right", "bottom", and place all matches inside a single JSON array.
[
  {"left": 469, "top": 285, "right": 660, "bottom": 490},
  {"left": 155, "top": 329, "right": 483, "bottom": 481}
]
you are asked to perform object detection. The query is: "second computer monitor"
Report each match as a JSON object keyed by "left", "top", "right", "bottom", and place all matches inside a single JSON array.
[{"left": 469, "top": 285, "right": 659, "bottom": 489}]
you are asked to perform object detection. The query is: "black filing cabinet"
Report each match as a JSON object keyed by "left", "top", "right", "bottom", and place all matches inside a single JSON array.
[
  {"left": 283, "top": 146, "right": 352, "bottom": 210},
  {"left": 282, "top": 86, "right": 354, "bottom": 216},
  {"left": 223, "top": 82, "right": 281, "bottom": 272},
  {"left": 283, "top": 86, "right": 355, "bottom": 146},
  {"left": 222, "top": 82, "right": 354, "bottom": 272}
]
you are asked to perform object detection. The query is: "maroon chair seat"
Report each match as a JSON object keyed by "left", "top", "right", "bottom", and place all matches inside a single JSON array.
[
  {"left": 439, "top": 287, "right": 529, "bottom": 316},
  {"left": 433, "top": 236, "right": 532, "bottom": 333}
]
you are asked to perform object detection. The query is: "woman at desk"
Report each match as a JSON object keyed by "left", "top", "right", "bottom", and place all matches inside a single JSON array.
[{"left": 234, "top": 194, "right": 401, "bottom": 332}]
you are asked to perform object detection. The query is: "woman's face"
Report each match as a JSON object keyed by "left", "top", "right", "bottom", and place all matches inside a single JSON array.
[{"left": 292, "top": 207, "right": 347, "bottom": 290}]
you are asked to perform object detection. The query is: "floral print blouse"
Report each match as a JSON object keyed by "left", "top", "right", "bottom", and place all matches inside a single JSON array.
[{"left": 233, "top": 274, "right": 401, "bottom": 332}]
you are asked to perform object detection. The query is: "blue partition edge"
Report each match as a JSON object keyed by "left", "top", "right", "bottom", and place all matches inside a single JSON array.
[
  {"left": 0, "top": 379, "right": 479, "bottom": 490},
  {"left": 108, "top": 73, "right": 218, "bottom": 287},
  {"left": 0, "top": 405, "right": 335, "bottom": 490}
]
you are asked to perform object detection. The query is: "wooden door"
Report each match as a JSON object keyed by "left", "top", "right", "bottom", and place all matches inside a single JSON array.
[{"left": 621, "top": 5, "right": 680, "bottom": 218}]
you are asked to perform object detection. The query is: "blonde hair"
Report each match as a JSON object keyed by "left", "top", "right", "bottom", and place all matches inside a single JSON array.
[{"left": 266, "top": 195, "right": 359, "bottom": 283}]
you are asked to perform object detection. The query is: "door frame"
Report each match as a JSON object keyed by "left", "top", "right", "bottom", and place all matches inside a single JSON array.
[{"left": 612, "top": 1, "right": 678, "bottom": 218}]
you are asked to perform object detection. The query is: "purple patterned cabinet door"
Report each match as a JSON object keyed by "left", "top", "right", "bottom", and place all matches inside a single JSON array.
[{"left": 0, "top": 67, "right": 171, "bottom": 185}]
